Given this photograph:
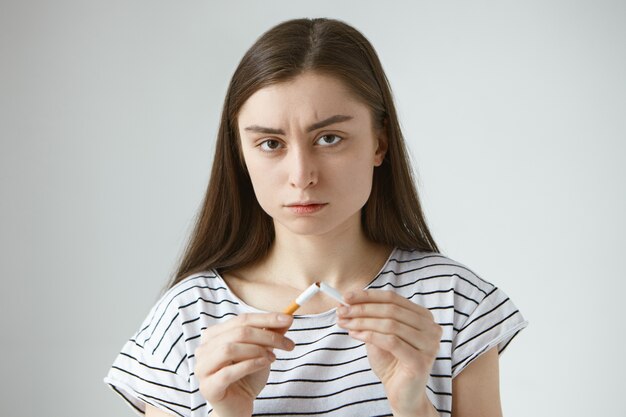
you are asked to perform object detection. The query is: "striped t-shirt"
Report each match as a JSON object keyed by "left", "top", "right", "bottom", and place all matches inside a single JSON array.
[{"left": 104, "top": 248, "right": 527, "bottom": 416}]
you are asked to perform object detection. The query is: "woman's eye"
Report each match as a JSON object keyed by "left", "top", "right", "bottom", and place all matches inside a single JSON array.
[
  {"left": 259, "top": 139, "right": 283, "bottom": 152},
  {"left": 316, "top": 134, "right": 343, "bottom": 146}
]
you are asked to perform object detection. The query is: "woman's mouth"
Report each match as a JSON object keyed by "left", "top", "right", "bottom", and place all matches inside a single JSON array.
[{"left": 286, "top": 203, "right": 328, "bottom": 214}]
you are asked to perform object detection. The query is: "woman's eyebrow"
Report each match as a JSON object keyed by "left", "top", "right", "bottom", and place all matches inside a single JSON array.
[{"left": 244, "top": 114, "right": 354, "bottom": 135}]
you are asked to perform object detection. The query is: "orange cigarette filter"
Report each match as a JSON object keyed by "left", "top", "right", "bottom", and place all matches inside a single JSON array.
[
  {"left": 282, "top": 282, "right": 321, "bottom": 315},
  {"left": 283, "top": 301, "right": 301, "bottom": 315}
]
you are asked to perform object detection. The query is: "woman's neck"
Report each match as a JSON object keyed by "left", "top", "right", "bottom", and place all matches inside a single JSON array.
[{"left": 256, "top": 220, "right": 393, "bottom": 294}]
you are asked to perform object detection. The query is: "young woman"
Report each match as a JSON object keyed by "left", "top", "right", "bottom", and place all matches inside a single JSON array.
[{"left": 105, "top": 18, "right": 527, "bottom": 417}]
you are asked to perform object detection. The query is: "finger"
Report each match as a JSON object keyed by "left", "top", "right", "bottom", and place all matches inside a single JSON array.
[
  {"left": 344, "top": 290, "right": 434, "bottom": 320},
  {"left": 200, "top": 356, "right": 273, "bottom": 403},
  {"left": 337, "top": 302, "right": 434, "bottom": 331},
  {"left": 201, "top": 325, "right": 296, "bottom": 354},
  {"left": 339, "top": 316, "right": 440, "bottom": 352},
  {"left": 198, "top": 343, "right": 277, "bottom": 376},
  {"left": 200, "top": 312, "right": 293, "bottom": 344},
  {"left": 349, "top": 329, "right": 438, "bottom": 366}
]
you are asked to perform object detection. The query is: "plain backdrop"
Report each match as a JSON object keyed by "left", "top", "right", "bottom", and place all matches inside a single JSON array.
[{"left": 1, "top": 1, "right": 624, "bottom": 416}]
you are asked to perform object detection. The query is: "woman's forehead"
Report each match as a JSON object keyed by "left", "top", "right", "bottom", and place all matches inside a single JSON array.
[{"left": 238, "top": 72, "right": 370, "bottom": 127}]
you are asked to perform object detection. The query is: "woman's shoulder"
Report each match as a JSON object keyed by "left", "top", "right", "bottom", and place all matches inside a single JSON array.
[
  {"left": 132, "top": 271, "right": 237, "bottom": 345},
  {"left": 157, "top": 270, "right": 227, "bottom": 309},
  {"left": 376, "top": 247, "right": 498, "bottom": 298},
  {"left": 381, "top": 248, "right": 528, "bottom": 366}
]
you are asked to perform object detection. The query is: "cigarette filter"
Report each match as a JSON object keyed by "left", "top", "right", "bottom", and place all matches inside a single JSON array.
[{"left": 282, "top": 283, "right": 320, "bottom": 315}]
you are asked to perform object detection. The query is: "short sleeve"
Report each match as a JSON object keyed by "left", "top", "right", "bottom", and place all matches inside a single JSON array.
[
  {"left": 104, "top": 297, "right": 193, "bottom": 417},
  {"left": 451, "top": 286, "right": 528, "bottom": 378}
]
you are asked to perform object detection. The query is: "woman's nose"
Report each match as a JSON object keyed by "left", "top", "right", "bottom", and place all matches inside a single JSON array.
[{"left": 288, "top": 148, "right": 318, "bottom": 189}]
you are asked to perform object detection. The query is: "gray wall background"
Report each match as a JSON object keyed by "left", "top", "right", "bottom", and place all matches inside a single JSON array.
[{"left": 1, "top": 1, "right": 624, "bottom": 416}]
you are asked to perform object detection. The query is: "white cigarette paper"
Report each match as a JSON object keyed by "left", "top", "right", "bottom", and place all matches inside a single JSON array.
[
  {"left": 282, "top": 281, "right": 350, "bottom": 315},
  {"left": 318, "top": 282, "right": 350, "bottom": 306},
  {"left": 295, "top": 283, "right": 321, "bottom": 305},
  {"left": 283, "top": 283, "right": 321, "bottom": 314}
]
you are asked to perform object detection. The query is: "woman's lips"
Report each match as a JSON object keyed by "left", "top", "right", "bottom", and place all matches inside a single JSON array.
[{"left": 286, "top": 203, "right": 327, "bottom": 214}]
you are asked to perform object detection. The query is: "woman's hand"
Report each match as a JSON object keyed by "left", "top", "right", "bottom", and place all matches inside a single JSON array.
[
  {"left": 194, "top": 313, "right": 295, "bottom": 417},
  {"left": 336, "top": 290, "right": 442, "bottom": 417}
]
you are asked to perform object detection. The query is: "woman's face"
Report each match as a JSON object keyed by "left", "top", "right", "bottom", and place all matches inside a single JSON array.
[{"left": 237, "top": 71, "right": 387, "bottom": 238}]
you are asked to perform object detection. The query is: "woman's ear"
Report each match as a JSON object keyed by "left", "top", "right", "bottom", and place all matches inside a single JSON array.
[{"left": 374, "top": 119, "right": 389, "bottom": 166}]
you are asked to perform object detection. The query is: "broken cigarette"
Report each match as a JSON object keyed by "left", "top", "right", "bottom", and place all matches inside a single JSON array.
[
  {"left": 282, "top": 281, "right": 350, "bottom": 315},
  {"left": 317, "top": 282, "right": 350, "bottom": 307},
  {"left": 282, "top": 283, "right": 320, "bottom": 314}
]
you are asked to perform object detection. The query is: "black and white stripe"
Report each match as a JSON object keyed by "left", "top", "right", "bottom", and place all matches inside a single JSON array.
[{"left": 104, "top": 248, "right": 527, "bottom": 416}]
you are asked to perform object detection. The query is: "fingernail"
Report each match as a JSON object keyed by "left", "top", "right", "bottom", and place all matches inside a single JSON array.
[
  {"left": 337, "top": 306, "right": 350, "bottom": 315},
  {"left": 283, "top": 338, "right": 295, "bottom": 350},
  {"left": 277, "top": 314, "right": 291, "bottom": 322}
]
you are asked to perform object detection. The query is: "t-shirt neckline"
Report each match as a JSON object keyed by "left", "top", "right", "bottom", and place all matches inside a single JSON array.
[{"left": 211, "top": 246, "right": 398, "bottom": 319}]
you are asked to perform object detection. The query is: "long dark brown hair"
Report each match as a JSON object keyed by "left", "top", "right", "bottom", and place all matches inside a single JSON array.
[{"left": 167, "top": 18, "right": 439, "bottom": 289}]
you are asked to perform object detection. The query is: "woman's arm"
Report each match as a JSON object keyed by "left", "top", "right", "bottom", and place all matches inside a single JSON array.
[
  {"left": 145, "top": 404, "right": 176, "bottom": 417},
  {"left": 452, "top": 347, "right": 503, "bottom": 417},
  {"left": 146, "top": 404, "right": 222, "bottom": 417}
]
